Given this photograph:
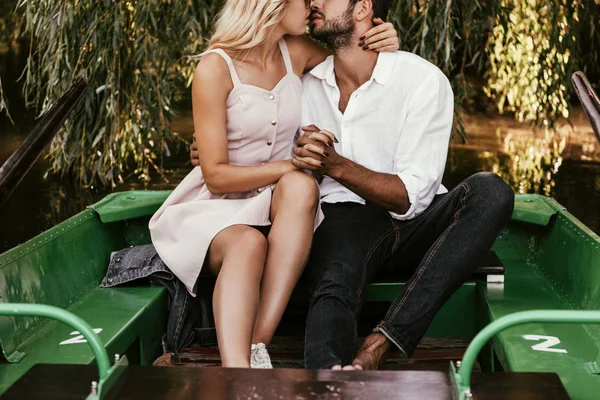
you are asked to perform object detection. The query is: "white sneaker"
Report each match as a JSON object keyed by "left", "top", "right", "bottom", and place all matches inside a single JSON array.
[{"left": 250, "top": 343, "right": 273, "bottom": 369}]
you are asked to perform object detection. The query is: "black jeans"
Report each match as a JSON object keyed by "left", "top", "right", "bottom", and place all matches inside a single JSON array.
[{"left": 303, "top": 172, "right": 515, "bottom": 369}]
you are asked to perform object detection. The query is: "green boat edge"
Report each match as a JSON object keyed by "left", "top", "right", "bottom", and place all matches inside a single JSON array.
[{"left": 1, "top": 191, "right": 600, "bottom": 398}]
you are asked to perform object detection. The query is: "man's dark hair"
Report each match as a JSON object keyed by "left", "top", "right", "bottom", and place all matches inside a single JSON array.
[{"left": 349, "top": 0, "right": 391, "bottom": 20}]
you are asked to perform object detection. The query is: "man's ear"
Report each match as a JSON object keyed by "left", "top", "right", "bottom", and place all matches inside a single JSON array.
[{"left": 355, "top": 0, "right": 374, "bottom": 22}]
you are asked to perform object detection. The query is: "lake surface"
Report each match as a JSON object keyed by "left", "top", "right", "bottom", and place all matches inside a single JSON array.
[{"left": 1, "top": 104, "right": 599, "bottom": 253}]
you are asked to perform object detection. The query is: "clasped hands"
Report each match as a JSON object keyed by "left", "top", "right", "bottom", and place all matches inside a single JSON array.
[
  {"left": 189, "top": 124, "right": 343, "bottom": 177},
  {"left": 292, "top": 125, "right": 342, "bottom": 178}
]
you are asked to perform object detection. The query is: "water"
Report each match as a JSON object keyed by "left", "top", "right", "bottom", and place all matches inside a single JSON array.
[
  {"left": 1, "top": 59, "right": 600, "bottom": 254},
  {"left": 1, "top": 106, "right": 599, "bottom": 253}
]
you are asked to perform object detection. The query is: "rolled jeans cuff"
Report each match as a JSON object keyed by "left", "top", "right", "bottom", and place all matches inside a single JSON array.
[{"left": 374, "top": 321, "right": 411, "bottom": 358}]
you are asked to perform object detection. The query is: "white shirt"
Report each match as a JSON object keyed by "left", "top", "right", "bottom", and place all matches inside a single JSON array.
[{"left": 300, "top": 51, "right": 454, "bottom": 220}]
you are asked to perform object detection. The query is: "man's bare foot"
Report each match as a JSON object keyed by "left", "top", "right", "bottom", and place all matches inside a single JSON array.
[
  {"left": 152, "top": 352, "right": 174, "bottom": 367},
  {"left": 351, "top": 333, "right": 393, "bottom": 370}
]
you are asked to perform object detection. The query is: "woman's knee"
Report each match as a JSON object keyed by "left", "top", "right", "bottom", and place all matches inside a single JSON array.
[
  {"left": 235, "top": 226, "right": 268, "bottom": 256},
  {"left": 276, "top": 171, "right": 320, "bottom": 210},
  {"left": 217, "top": 225, "right": 268, "bottom": 259}
]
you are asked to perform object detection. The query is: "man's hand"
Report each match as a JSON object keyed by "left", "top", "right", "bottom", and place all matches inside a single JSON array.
[
  {"left": 292, "top": 125, "right": 344, "bottom": 178},
  {"left": 190, "top": 135, "right": 200, "bottom": 167}
]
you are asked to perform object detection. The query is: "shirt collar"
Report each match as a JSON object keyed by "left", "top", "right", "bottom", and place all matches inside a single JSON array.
[
  {"left": 308, "top": 55, "right": 336, "bottom": 86},
  {"left": 371, "top": 52, "right": 396, "bottom": 85},
  {"left": 309, "top": 52, "right": 397, "bottom": 87}
]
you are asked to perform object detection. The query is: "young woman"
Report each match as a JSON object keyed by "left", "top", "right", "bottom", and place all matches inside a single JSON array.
[{"left": 149, "top": 0, "right": 399, "bottom": 369}]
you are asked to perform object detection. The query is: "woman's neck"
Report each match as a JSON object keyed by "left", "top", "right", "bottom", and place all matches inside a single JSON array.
[{"left": 238, "top": 31, "right": 284, "bottom": 67}]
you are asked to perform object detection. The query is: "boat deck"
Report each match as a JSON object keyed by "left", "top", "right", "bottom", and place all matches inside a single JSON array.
[{"left": 169, "top": 337, "right": 481, "bottom": 371}]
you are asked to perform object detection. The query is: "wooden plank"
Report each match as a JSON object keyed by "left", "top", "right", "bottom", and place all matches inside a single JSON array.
[
  {"left": 472, "top": 372, "right": 569, "bottom": 400},
  {"left": 2, "top": 364, "right": 568, "bottom": 400}
]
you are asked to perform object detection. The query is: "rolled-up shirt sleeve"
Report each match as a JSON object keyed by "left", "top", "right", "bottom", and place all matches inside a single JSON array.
[{"left": 391, "top": 72, "right": 454, "bottom": 220}]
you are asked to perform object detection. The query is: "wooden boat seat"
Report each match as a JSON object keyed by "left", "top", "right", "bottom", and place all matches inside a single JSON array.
[
  {"left": 0, "top": 208, "right": 167, "bottom": 395},
  {"left": 479, "top": 253, "right": 600, "bottom": 399}
]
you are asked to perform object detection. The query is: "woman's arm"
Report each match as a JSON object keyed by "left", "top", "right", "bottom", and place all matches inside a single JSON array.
[
  {"left": 192, "top": 54, "right": 296, "bottom": 195},
  {"left": 287, "top": 18, "right": 400, "bottom": 75}
]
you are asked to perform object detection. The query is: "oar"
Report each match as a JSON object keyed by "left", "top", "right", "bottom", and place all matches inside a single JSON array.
[
  {"left": 0, "top": 77, "right": 88, "bottom": 208},
  {"left": 571, "top": 71, "right": 600, "bottom": 145}
]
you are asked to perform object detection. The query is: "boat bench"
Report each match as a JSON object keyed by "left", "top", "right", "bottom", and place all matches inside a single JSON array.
[
  {"left": 364, "top": 250, "right": 504, "bottom": 300},
  {"left": 280, "top": 251, "right": 504, "bottom": 339},
  {"left": 472, "top": 197, "right": 600, "bottom": 399},
  {"left": 478, "top": 257, "right": 600, "bottom": 399},
  {"left": 0, "top": 208, "right": 167, "bottom": 395}
]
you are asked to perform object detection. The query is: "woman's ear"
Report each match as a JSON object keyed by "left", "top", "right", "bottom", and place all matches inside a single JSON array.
[{"left": 355, "top": 0, "right": 374, "bottom": 22}]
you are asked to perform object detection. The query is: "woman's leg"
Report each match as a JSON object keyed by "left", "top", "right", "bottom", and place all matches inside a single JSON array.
[
  {"left": 205, "top": 225, "right": 268, "bottom": 367},
  {"left": 252, "top": 171, "right": 319, "bottom": 344}
]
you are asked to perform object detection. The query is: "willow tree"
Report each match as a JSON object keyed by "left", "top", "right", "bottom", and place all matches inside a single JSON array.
[
  {"left": 0, "top": 0, "right": 21, "bottom": 121},
  {"left": 484, "top": 0, "right": 580, "bottom": 127},
  {"left": 7, "top": 0, "right": 599, "bottom": 187},
  {"left": 0, "top": 78, "right": 7, "bottom": 119},
  {"left": 14, "top": 0, "right": 219, "bottom": 187}
]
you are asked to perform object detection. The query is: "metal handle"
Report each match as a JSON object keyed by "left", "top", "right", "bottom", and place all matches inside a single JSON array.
[
  {"left": 0, "top": 303, "right": 111, "bottom": 380},
  {"left": 453, "top": 310, "right": 600, "bottom": 399}
]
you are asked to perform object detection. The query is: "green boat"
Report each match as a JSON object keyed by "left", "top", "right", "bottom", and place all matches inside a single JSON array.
[{"left": 0, "top": 73, "right": 599, "bottom": 399}]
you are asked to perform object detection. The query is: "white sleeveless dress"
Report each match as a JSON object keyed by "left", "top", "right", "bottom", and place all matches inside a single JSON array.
[{"left": 149, "top": 39, "right": 324, "bottom": 295}]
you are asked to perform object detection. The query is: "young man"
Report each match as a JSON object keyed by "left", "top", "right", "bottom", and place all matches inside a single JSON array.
[
  {"left": 191, "top": 0, "right": 514, "bottom": 370},
  {"left": 291, "top": 0, "right": 514, "bottom": 370}
]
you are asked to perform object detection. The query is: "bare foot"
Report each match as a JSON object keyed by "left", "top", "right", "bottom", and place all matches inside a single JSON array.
[
  {"left": 152, "top": 352, "right": 174, "bottom": 367},
  {"left": 351, "top": 333, "right": 392, "bottom": 370},
  {"left": 332, "top": 364, "right": 359, "bottom": 371}
]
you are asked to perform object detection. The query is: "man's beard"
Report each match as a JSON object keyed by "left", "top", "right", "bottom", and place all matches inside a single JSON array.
[{"left": 309, "top": 6, "right": 355, "bottom": 51}]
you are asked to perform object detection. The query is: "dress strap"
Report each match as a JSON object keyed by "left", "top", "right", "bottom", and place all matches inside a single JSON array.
[
  {"left": 278, "top": 38, "right": 294, "bottom": 75},
  {"left": 204, "top": 48, "right": 242, "bottom": 86}
]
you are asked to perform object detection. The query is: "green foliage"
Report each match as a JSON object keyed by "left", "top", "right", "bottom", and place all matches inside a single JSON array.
[
  {"left": 0, "top": 0, "right": 21, "bottom": 122},
  {"left": 387, "top": 0, "right": 503, "bottom": 139},
  {"left": 0, "top": 0, "right": 21, "bottom": 53},
  {"left": 16, "top": 0, "right": 218, "bottom": 187},
  {"left": 4, "top": 0, "right": 599, "bottom": 186},
  {"left": 484, "top": 0, "right": 579, "bottom": 127}
]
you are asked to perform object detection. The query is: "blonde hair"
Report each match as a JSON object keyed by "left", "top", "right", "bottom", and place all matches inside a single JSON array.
[{"left": 206, "top": 0, "right": 287, "bottom": 56}]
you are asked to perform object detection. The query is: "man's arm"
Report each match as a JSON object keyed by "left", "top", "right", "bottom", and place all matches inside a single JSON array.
[
  {"left": 293, "top": 129, "right": 409, "bottom": 214},
  {"left": 294, "top": 72, "right": 454, "bottom": 218},
  {"left": 330, "top": 159, "right": 410, "bottom": 214}
]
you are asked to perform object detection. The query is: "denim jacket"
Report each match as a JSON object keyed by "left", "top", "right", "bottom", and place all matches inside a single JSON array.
[{"left": 100, "top": 244, "right": 216, "bottom": 361}]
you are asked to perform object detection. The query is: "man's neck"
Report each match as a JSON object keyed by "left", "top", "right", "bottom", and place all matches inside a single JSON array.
[{"left": 333, "top": 37, "right": 379, "bottom": 89}]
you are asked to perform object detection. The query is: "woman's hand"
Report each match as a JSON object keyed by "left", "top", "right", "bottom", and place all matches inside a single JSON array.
[
  {"left": 190, "top": 136, "right": 200, "bottom": 167},
  {"left": 360, "top": 18, "right": 400, "bottom": 52}
]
